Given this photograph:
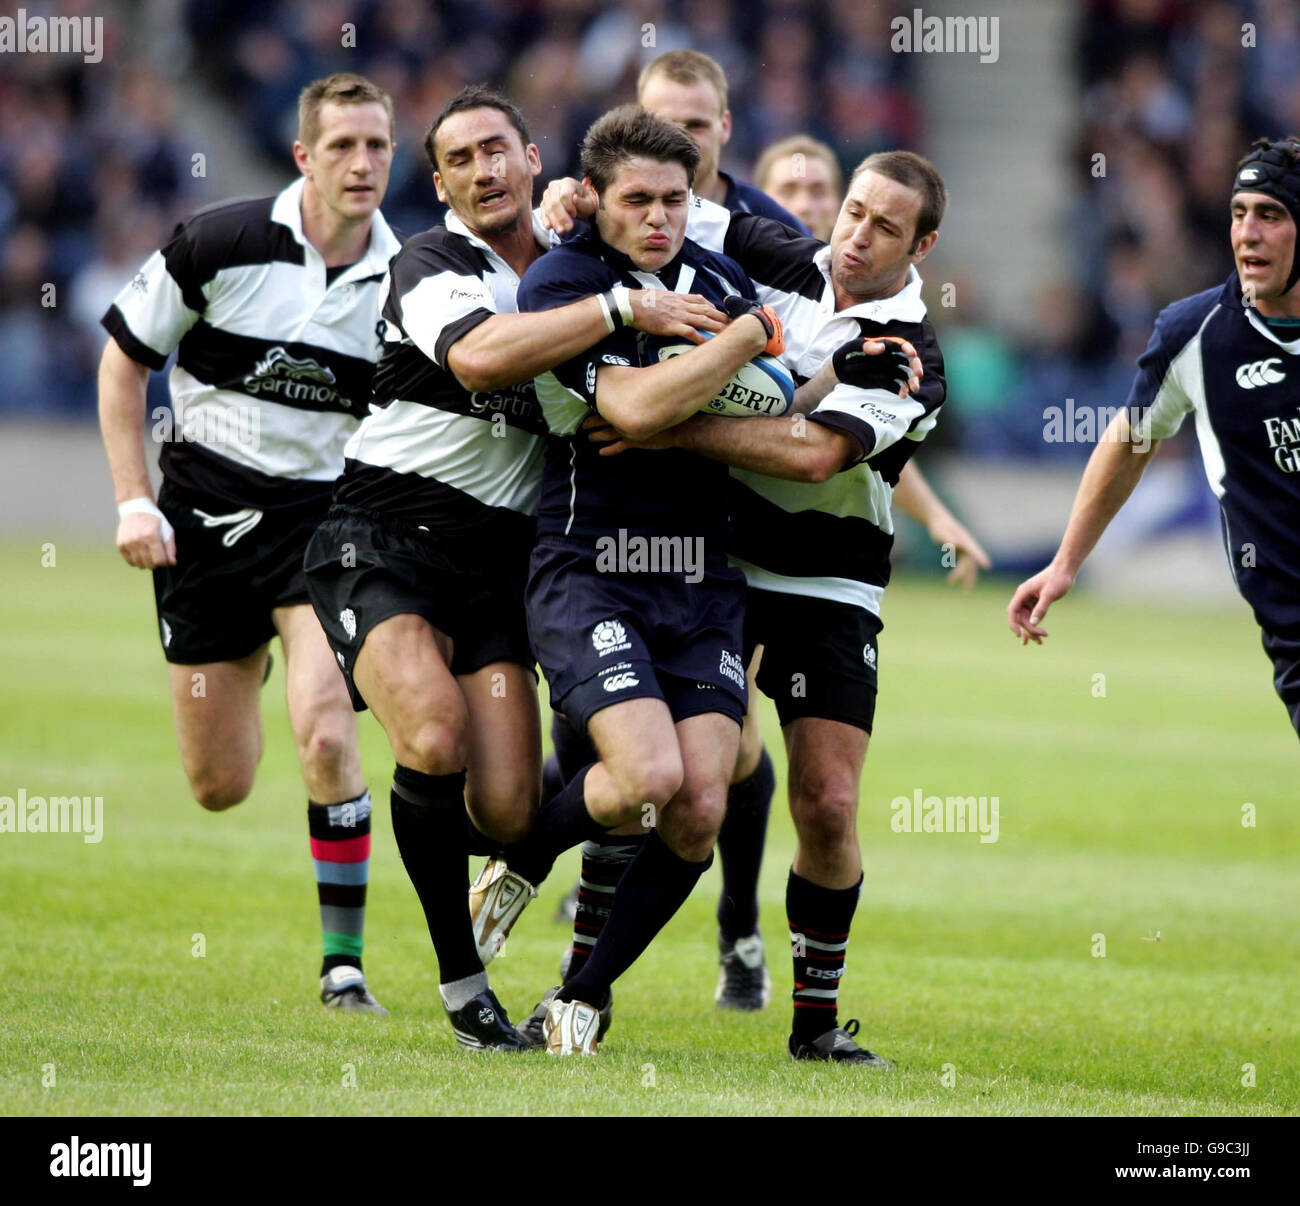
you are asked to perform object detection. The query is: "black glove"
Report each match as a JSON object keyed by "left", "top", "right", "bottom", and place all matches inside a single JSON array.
[
  {"left": 832, "top": 337, "right": 913, "bottom": 395},
  {"left": 722, "top": 294, "right": 784, "bottom": 354}
]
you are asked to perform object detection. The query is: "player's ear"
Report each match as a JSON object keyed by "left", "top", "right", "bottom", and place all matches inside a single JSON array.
[
  {"left": 910, "top": 230, "right": 938, "bottom": 263},
  {"left": 526, "top": 143, "right": 542, "bottom": 177},
  {"left": 582, "top": 176, "right": 601, "bottom": 209},
  {"left": 432, "top": 170, "right": 448, "bottom": 203},
  {"left": 292, "top": 140, "right": 312, "bottom": 177},
  {"left": 720, "top": 109, "right": 733, "bottom": 145}
]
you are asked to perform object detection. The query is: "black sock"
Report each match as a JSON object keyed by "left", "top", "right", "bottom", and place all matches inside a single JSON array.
[
  {"left": 787, "top": 868, "right": 861, "bottom": 1042},
  {"left": 540, "top": 754, "right": 565, "bottom": 808},
  {"left": 567, "top": 830, "right": 645, "bottom": 979},
  {"left": 716, "top": 747, "right": 775, "bottom": 942},
  {"left": 561, "top": 830, "right": 712, "bottom": 1007},
  {"left": 389, "top": 765, "right": 482, "bottom": 985},
  {"left": 503, "top": 763, "right": 608, "bottom": 888}
]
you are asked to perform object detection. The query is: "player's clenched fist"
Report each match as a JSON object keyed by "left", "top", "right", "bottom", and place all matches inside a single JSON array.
[
  {"left": 540, "top": 176, "right": 597, "bottom": 233},
  {"left": 115, "top": 506, "right": 176, "bottom": 569},
  {"left": 1006, "top": 564, "right": 1074, "bottom": 645}
]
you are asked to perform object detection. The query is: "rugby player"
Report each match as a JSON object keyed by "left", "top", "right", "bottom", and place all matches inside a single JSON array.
[
  {"left": 303, "top": 87, "right": 729, "bottom": 1050},
  {"left": 753, "top": 135, "right": 843, "bottom": 242},
  {"left": 541, "top": 50, "right": 812, "bottom": 1016},
  {"left": 1008, "top": 137, "right": 1300, "bottom": 740},
  {"left": 498, "top": 105, "right": 791, "bottom": 1054},
  {"left": 559, "top": 150, "right": 950, "bottom": 1063},
  {"left": 98, "top": 74, "right": 401, "bottom": 1013}
]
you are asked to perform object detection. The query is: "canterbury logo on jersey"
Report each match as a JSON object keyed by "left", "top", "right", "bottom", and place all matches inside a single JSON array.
[
  {"left": 192, "top": 507, "right": 263, "bottom": 547},
  {"left": 602, "top": 671, "right": 640, "bottom": 692},
  {"left": 1236, "top": 358, "right": 1286, "bottom": 389}
]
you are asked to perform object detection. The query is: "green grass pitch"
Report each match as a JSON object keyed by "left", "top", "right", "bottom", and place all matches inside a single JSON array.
[{"left": 2, "top": 542, "right": 1296, "bottom": 1116}]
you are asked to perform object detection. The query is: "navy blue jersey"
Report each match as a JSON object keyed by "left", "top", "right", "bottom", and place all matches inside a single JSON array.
[
  {"left": 1128, "top": 273, "right": 1300, "bottom": 634},
  {"left": 518, "top": 226, "right": 759, "bottom": 550},
  {"left": 718, "top": 170, "right": 811, "bottom": 235}
]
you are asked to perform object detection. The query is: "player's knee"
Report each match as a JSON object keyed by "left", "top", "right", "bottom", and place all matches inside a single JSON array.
[
  {"left": 610, "top": 753, "right": 682, "bottom": 817},
  {"left": 190, "top": 769, "right": 253, "bottom": 811},
  {"left": 789, "top": 773, "right": 858, "bottom": 846},
  {"left": 398, "top": 715, "right": 468, "bottom": 776},
  {"left": 297, "top": 723, "right": 353, "bottom": 781},
  {"left": 667, "top": 780, "right": 728, "bottom": 850}
]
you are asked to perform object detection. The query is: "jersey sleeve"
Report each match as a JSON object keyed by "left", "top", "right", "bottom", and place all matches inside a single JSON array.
[
  {"left": 518, "top": 250, "right": 637, "bottom": 412},
  {"left": 1126, "top": 308, "right": 1196, "bottom": 441},
  {"left": 100, "top": 220, "right": 206, "bottom": 369},
  {"left": 387, "top": 238, "right": 497, "bottom": 369}
]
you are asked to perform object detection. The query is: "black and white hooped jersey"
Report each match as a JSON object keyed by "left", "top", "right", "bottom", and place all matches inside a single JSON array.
[
  {"left": 518, "top": 225, "right": 758, "bottom": 551},
  {"left": 687, "top": 199, "right": 947, "bottom": 616},
  {"left": 1128, "top": 273, "right": 1300, "bottom": 634},
  {"left": 334, "top": 211, "right": 547, "bottom": 542},
  {"left": 102, "top": 178, "right": 401, "bottom": 508}
]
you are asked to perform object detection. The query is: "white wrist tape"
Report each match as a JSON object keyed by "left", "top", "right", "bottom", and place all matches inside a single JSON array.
[
  {"left": 596, "top": 292, "right": 617, "bottom": 334},
  {"left": 611, "top": 285, "right": 634, "bottom": 325},
  {"left": 118, "top": 497, "right": 175, "bottom": 543}
]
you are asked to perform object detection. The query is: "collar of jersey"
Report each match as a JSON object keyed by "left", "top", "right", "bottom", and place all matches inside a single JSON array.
[
  {"left": 444, "top": 208, "right": 550, "bottom": 269},
  {"left": 270, "top": 177, "right": 401, "bottom": 278},
  {"left": 812, "top": 245, "right": 927, "bottom": 324},
  {"left": 580, "top": 224, "right": 690, "bottom": 286},
  {"left": 1224, "top": 271, "right": 1300, "bottom": 353}
]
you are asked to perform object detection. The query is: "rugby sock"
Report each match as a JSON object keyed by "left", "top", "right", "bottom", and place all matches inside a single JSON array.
[
  {"left": 560, "top": 831, "right": 712, "bottom": 1007},
  {"left": 309, "top": 790, "right": 372, "bottom": 976},
  {"left": 389, "top": 765, "right": 483, "bottom": 985},
  {"left": 716, "top": 747, "right": 775, "bottom": 942},
  {"left": 501, "top": 764, "right": 609, "bottom": 888},
  {"left": 566, "top": 831, "right": 645, "bottom": 979},
  {"left": 540, "top": 754, "right": 565, "bottom": 807},
  {"left": 787, "top": 868, "right": 862, "bottom": 1042}
]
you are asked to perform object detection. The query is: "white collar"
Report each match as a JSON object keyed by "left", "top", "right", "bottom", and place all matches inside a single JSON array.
[
  {"left": 1245, "top": 306, "right": 1300, "bottom": 355},
  {"left": 271, "top": 177, "right": 401, "bottom": 277},
  {"left": 445, "top": 208, "right": 549, "bottom": 263},
  {"left": 812, "top": 246, "right": 928, "bottom": 324}
]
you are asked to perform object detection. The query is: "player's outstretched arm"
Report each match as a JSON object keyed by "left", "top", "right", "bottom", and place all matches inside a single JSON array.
[
  {"left": 1007, "top": 411, "right": 1160, "bottom": 644},
  {"left": 447, "top": 289, "right": 726, "bottom": 391},
  {"left": 98, "top": 338, "right": 176, "bottom": 570},
  {"left": 893, "top": 461, "right": 991, "bottom": 588}
]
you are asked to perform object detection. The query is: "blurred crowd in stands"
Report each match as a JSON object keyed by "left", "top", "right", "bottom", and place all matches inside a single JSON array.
[{"left": 2, "top": 0, "right": 1297, "bottom": 467}]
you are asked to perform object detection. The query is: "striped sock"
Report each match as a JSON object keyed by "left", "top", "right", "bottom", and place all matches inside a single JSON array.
[
  {"left": 566, "top": 831, "right": 644, "bottom": 979},
  {"left": 309, "top": 790, "right": 372, "bottom": 976},
  {"left": 787, "top": 868, "right": 861, "bottom": 1043}
]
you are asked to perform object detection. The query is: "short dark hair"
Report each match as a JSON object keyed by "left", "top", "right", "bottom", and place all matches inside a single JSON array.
[
  {"left": 424, "top": 84, "right": 531, "bottom": 172},
  {"left": 580, "top": 105, "right": 700, "bottom": 196},
  {"left": 850, "top": 150, "right": 947, "bottom": 249}
]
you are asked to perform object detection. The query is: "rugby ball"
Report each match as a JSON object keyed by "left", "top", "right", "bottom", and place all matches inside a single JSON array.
[{"left": 655, "top": 331, "right": 794, "bottom": 418}]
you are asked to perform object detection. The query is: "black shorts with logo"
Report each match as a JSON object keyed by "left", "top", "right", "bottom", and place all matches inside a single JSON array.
[
  {"left": 152, "top": 477, "right": 329, "bottom": 665},
  {"left": 527, "top": 533, "right": 748, "bottom": 735},
  {"left": 304, "top": 503, "right": 536, "bottom": 712},
  {"left": 743, "top": 587, "right": 883, "bottom": 733}
]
